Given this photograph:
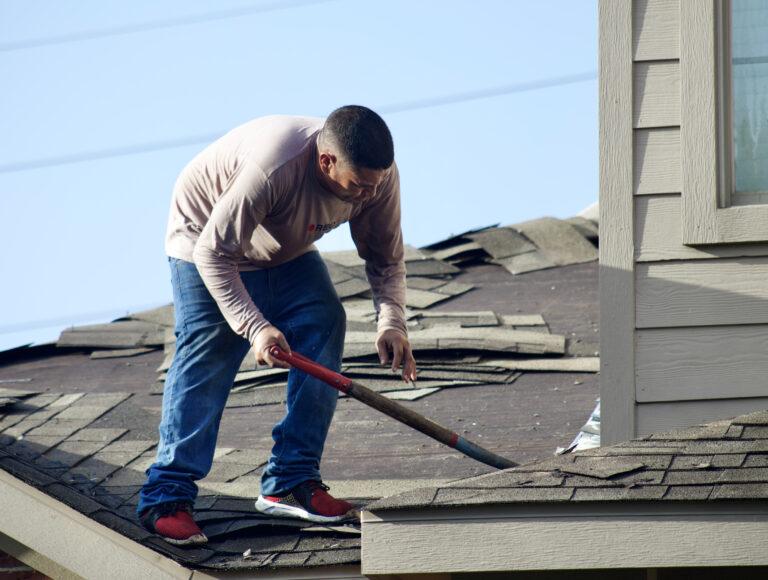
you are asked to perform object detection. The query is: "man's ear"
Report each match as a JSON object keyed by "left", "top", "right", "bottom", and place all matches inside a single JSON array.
[{"left": 318, "top": 151, "right": 337, "bottom": 175}]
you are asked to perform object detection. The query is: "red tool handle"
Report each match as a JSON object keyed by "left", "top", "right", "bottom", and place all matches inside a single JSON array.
[
  {"left": 268, "top": 346, "right": 517, "bottom": 470},
  {"left": 270, "top": 348, "right": 353, "bottom": 394}
]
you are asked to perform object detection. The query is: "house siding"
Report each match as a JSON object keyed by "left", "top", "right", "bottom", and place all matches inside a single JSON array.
[{"left": 602, "top": 0, "right": 768, "bottom": 441}]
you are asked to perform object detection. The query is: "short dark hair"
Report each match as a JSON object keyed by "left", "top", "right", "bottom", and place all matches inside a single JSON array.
[{"left": 322, "top": 105, "right": 394, "bottom": 170}]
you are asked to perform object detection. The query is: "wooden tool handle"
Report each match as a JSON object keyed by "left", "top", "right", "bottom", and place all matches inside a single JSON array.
[{"left": 269, "top": 346, "right": 517, "bottom": 470}]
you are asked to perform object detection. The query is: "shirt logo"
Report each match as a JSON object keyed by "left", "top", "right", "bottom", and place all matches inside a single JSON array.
[{"left": 308, "top": 221, "right": 339, "bottom": 234}]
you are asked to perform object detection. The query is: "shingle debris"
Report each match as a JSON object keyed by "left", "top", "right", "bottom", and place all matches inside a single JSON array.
[
  {"left": 130, "top": 231, "right": 598, "bottom": 407},
  {"left": 53, "top": 216, "right": 598, "bottom": 383}
]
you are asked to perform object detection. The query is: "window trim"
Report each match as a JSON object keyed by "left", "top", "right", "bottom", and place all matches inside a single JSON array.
[{"left": 681, "top": 0, "right": 768, "bottom": 245}]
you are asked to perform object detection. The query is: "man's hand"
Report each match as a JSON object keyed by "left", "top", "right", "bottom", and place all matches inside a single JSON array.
[
  {"left": 376, "top": 329, "right": 417, "bottom": 382},
  {"left": 253, "top": 325, "right": 292, "bottom": 369}
]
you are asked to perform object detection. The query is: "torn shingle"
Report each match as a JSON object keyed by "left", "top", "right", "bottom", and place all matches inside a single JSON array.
[
  {"left": 513, "top": 217, "right": 598, "bottom": 266},
  {"left": 467, "top": 227, "right": 536, "bottom": 260},
  {"left": 405, "top": 277, "right": 448, "bottom": 291},
  {"left": 123, "top": 304, "right": 175, "bottom": 328},
  {"left": 428, "top": 241, "right": 483, "bottom": 262},
  {"left": 575, "top": 453, "right": 673, "bottom": 470},
  {"left": 405, "top": 288, "right": 456, "bottom": 309},
  {"left": 57, "top": 320, "right": 166, "bottom": 349},
  {"left": 564, "top": 216, "right": 599, "bottom": 242},
  {"left": 333, "top": 277, "right": 370, "bottom": 299},
  {"left": 405, "top": 259, "right": 461, "bottom": 278},
  {"left": 0, "top": 387, "right": 39, "bottom": 400},
  {"left": 479, "top": 357, "right": 599, "bottom": 373},
  {"left": 494, "top": 250, "right": 556, "bottom": 275},
  {"left": 670, "top": 455, "right": 714, "bottom": 470},
  {"left": 382, "top": 387, "right": 441, "bottom": 401},
  {"left": 557, "top": 458, "right": 646, "bottom": 479},
  {"left": 433, "top": 281, "right": 475, "bottom": 297}
]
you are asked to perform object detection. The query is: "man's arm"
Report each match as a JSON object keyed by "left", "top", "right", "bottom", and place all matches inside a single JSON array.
[
  {"left": 191, "top": 161, "right": 290, "bottom": 367},
  {"left": 349, "top": 164, "right": 416, "bottom": 381}
]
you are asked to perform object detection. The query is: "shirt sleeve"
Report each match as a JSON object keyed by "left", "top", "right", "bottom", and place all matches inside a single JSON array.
[
  {"left": 191, "top": 161, "right": 277, "bottom": 345},
  {"left": 349, "top": 163, "right": 408, "bottom": 337}
]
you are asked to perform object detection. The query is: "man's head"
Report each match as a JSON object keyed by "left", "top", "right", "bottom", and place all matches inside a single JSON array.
[{"left": 316, "top": 105, "right": 394, "bottom": 203}]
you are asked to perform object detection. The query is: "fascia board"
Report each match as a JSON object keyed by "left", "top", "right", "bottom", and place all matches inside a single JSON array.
[
  {"left": 0, "top": 468, "right": 191, "bottom": 579},
  {"left": 361, "top": 502, "right": 768, "bottom": 575},
  {"left": 191, "top": 566, "right": 365, "bottom": 580}
]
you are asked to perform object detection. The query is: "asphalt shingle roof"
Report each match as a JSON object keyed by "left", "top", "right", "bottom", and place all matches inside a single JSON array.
[
  {"left": 0, "top": 215, "right": 601, "bottom": 572},
  {"left": 367, "top": 408, "right": 768, "bottom": 511}
]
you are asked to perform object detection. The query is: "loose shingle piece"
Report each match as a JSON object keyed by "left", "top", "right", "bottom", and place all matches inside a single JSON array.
[
  {"left": 0, "top": 387, "right": 39, "bottom": 400},
  {"left": 422, "top": 216, "right": 598, "bottom": 275},
  {"left": 57, "top": 320, "right": 166, "bottom": 349},
  {"left": 557, "top": 458, "right": 646, "bottom": 479}
]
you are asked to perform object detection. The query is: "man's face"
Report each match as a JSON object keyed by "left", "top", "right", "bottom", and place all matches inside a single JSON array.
[{"left": 319, "top": 153, "right": 387, "bottom": 203}]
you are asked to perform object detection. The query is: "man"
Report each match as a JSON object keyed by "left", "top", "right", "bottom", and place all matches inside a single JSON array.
[{"left": 137, "top": 106, "right": 416, "bottom": 546}]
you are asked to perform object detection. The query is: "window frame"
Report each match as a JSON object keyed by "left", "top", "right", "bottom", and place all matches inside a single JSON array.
[{"left": 681, "top": 0, "right": 768, "bottom": 244}]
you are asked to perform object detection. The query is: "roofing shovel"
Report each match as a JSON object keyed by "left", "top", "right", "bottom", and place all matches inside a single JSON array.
[{"left": 269, "top": 346, "right": 517, "bottom": 470}]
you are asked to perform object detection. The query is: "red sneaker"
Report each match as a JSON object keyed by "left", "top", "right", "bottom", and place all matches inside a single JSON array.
[
  {"left": 255, "top": 480, "right": 357, "bottom": 523},
  {"left": 140, "top": 502, "right": 208, "bottom": 546}
]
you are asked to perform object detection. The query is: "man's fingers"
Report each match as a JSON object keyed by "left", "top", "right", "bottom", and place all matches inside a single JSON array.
[
  {"left": 276, "top": 333, "right": 291, "bottom": 355},
  {"left": 264, "top": 347, "right": 291, "bottom": 369},
  {"left": 253, "top": 328, "right": 292, "bottom": 369},
  {"left": 377, "top": 339, "right": 389, "bottom": 366},
  {"left": 391, "top": 341, "right": 404, "bottom": 373},
  {"left": 403, "top": 348, "right": 417, "bottom": 382}
]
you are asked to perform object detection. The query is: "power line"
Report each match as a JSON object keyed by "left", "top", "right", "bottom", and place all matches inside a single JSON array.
[
  {"left": 0, "top": 133, "right": 223, "bottom": 174},
  {"left": 378, "top": 70, "right": 596, "bottom": 114},
  {"left": 0, "top": 0, "right": 338, "bottom": 53},
  {"left": 0, "top": 71, "right": 596, "bottom": 174}
]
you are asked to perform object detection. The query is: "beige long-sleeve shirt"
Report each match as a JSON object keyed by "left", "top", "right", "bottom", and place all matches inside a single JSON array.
[{"left": 165, "top": 115, "right": 407, "bottom": 345}]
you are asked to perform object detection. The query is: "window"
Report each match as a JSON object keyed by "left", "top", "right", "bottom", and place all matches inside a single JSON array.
[
  {"left": 682, "top": 0, "right": 768, "bottom": 244},
  {"left": 726, "top": 0, "right": 768, "bottom": 205}
]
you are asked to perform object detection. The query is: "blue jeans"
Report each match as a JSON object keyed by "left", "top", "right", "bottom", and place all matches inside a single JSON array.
[{"left": 137, "top": 251, "right": 345, "bottom": 515}]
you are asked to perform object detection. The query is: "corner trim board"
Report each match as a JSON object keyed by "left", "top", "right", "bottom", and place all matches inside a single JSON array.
[{"left": 599, "top": 0, "right": 636, "bottom": 442}]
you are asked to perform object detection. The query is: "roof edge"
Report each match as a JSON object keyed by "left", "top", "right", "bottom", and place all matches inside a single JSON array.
[
  {"left": 0, "top": 468, "right": 190, "bottom": 579},
  {"left": 191, "top": 565, "right": 366, "bottom": 579},
  {"left": 361, "top": 502, "right": 768, "bottom": 575}
]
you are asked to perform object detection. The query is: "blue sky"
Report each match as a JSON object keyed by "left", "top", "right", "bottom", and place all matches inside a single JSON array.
[{"left": 0, "top": 0, "right": 597, "bottom": 350}]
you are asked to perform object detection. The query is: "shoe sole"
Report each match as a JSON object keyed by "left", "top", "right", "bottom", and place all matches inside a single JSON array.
[
  {"left": 162, "top": 533, "right": 208, "bottom": 546},
  {"left": 255, "top": 495, "right": 356, "bottom": 524}
]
